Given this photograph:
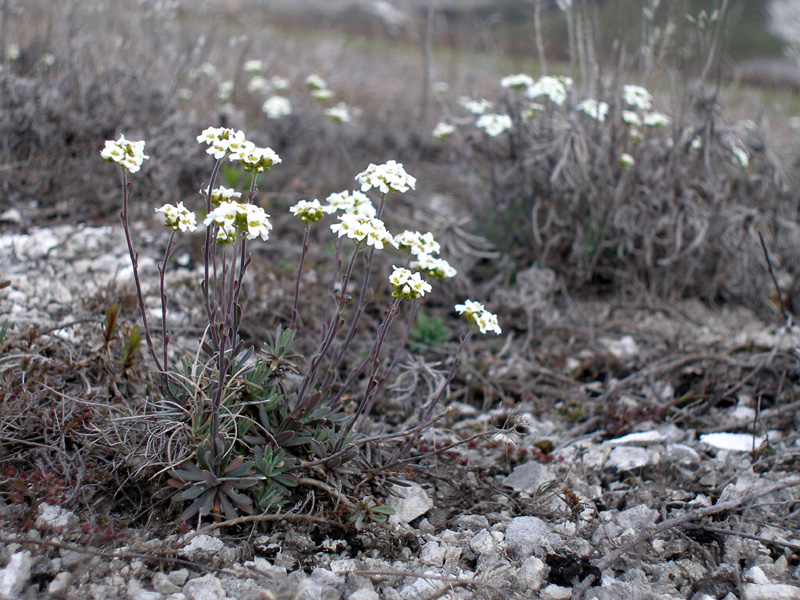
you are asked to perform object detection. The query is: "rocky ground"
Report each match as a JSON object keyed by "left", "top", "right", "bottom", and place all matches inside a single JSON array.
[{"left": 2, "top": 219, "right": 800, "bottom": 600}]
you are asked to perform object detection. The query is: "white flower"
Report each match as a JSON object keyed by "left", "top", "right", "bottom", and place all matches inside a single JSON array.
[
  {"left": 577, "top": 99, "right": 609, "bottom": 122},
  {"left": 100, "top": 134, "right": 149, "bottom": 174},
  {"left": 456, "top": 300, "right": 501, "bottom": 334},
  {"left": 325, "top": 190, "right": 377, "bottom": 218},
  {"left": 209, "top": 185, "right": 242, "bottom": 205},
  {"left": 501, "top": 73, "right": 534, "bottom": 90},
  {"left": 324, "top": 102, "right": 351, "bottom": 123},
  {"left": 7, "top": 43, "right": 20, "bottom": 61},
  {"left": 262, "top": 95, "right": 292, "bottom": 119},
  {"left": 270, "top": 76, "right": 290, "bottom": 90},
  {"left": 527, "top": 75, "right": 572, "bottom": 105},
  {"left": 243, "top": 59, "right": 264, "bottom": 73},
  {"left": 394, "top": 230, "right": 440, "bottom": 256},
  {"left": 290, "top": 198, "right": 334, "bottom": 223},
  {"left": 411, "top": 253, "right": 457, "bottom": 279},
  {"left": 476, "top": 113, "right": 513, "bottom": 137},
  {"left": 311, "top": 88, "right": 334, "bottom": 103},
  {"left": 458, "top": 97, "right": 493, "bottom": 115},
  {"left": 217, "top": 80, "right": 234, "bottom": 101},
  {"left": 247, "top": 76, "right": 269, "bottom": 93},
  {"left": 690, "top": 137, "right": 702, "bottom": 150},
  {"left": 229, "top": 141, "right": 282, "bottom": 173},
  {"left": 622, "top": 84, "right": 652, "bottom": 110},
  {"left": 204, "top": 200, "right": 272, "bottom": 242},
  {"left": 39, "top": 53, "right": 55, "bottom": 68},
  {"left": 196, "top": 127, "right": 248, "bottom": 160},
  {"left": 355, "top": 160, "right": 416, "bottom": 195},
  {"left": 305, "top": 74, "right": 327, "bottom": 90},
  {"left": 156, "top": 202, "right": 197, "bottom": 232},
  {"left": 642, "top": 111, "right": 671, "bottom": 128},
  {"left": 241, "top": 203, "right": 273, "bottom": 240},
  {"left": 629, "top": 128, "right": 643, "bottom": 143},
  {"left": 432, "top": 121, "right": 455, "bottom": 140},
  {"left": 730, "top": 143, "right": 749, "bottom": 168},
  {"left": 199, "top": 62, "right": 217, "bottom": 78},
  {"left": 389, "top": 267, "right": 432, "bottom": 300},
  {"left": 522, "top": 103, "right": 545, "bottom": 121},
  {"left": 621, "top": 110, "right": 641, "bottom": 127},
  {"left": 618, "top": 153, "right": 635, "bottom": 169},
  {"left": 330, "top": 214, "right": 393, "bottom": 249}
]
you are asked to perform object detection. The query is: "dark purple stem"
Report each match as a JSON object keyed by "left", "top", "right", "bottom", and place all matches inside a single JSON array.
[{"left": 289, "top": 223, "right": 310, "bottom": 331}]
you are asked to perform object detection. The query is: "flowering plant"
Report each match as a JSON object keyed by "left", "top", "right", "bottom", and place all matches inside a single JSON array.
[{"left": 103, "top": 135, "right": 500, "bottom": 525}]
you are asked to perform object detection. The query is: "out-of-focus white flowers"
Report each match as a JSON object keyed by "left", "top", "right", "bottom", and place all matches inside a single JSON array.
[
  {"left": 729, "top": 142, "right": 749, "bottom": 168},
  {"left": 459, "top": 97, "right": 493, "bottom": 115},
  {"left": 455, "top": 300, "right": 501, "bottom": 335},
  {"left": 643, "top": 111, "right": 671, "bottom": 128},
  {"left": 577, "top": 99, "right": 609, "bottom": 122},
  {"left": 621, "top": 110, "right": 642, "bottom": 127},
  {"left": 7, "top": 43, "right": 20, "bottom": 62},
  {"left": 289, "top": 199, "right": 334, "bottom": 223},
  {"left": 39, "top": 53, "right": 55, "bottom": 69},
  {"left": 217, "top": 80, "right": 234, "bottom": 102},
  {"left": 262, "top": 95, "right": 292, "bottom": 119},
  {"left": 324, "top": 103, "right": 351, "bottom": 123},
  {"left": 432, "top": 121, "right": 455, "bottom": 140},
  {"left": 312, "top": 88, "right": 334, "bottom": 103},
  {"left": 325, "top": 190, "right": 377, "bottom": 218},
  {"left": 305, "top": 74, "right": 327, "bottom": 90},
  {"left": 622, "top": 84, "right": 653, "bottom": 110},
  {"left": 247, "top": 76, "right": 269, "bottom": 94},
  {"left": 618, "top": 153, "right": 635, "bottom": 169},
  {"left": 476, "top": 113, "right": 513, "bottom": 137},
  {"left": 330, "top": 214, "right": 393, "bottom": 249},
  {"left": 100, "top": 135, "right": 149, "bottom": 174},
  {"left": 522, "top": 103, "right": 545, "bottom": 121},
  {"left": 156, "top": 202, "right": 197, "bottom": 232},
  {"left": 394, "top": 230, "right": 440, "bottom": 257},
  {"left": 527, "top": 75, "right": 572, "bottom": 106},
  {"left": 389, "top": 267, "right": 432, "bottom": 300},
  {"left": 270, "top": 76, "right": 290, "bottom": 91},
  {"left": 356, "top": 161, "right": 416, "bottom": 195},
  {"left": 243, "top": 59, "right": 264, "bottom": 73},
  {"left": 501, "top": 73, "right": 534, "bottom": 90},
  {"left": 204, "top": 200, "right": 272, "bottom": 243},
  {"left": 411, "top": 253, "right": 457, "bottom": 279}
]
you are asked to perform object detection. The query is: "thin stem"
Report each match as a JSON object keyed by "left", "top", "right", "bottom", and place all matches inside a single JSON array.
[
  {"left": 158, "top": 230, "right": 177, "bottom": 375},
  {"left": 202, "top": 160, "right": 222, "bottom": 349},
  {"left": 320, "top": 236, "right": 344, "bottom": 344},
  {"left": 290, "top": 224, "right": 311, "bottom": 331},
  {"left": 118, "top": 170, "right": 167, "bottom": 388}
]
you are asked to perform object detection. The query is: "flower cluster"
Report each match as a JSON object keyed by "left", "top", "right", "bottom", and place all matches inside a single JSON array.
[
  {"left": 355, "top": 161, "right": 416, "bottom": 195},
  {"left": 330, "top": 214, "right": 393, "bottom": 249},
  {"left": 455, "top": 300, "right": 502, "bottom": 335},
  {"left": 522, "top": 103, "right": 545, "bottom": 121},
  {"left": 209, "top": 186, "right": 242, "bottom": 205},
  {"left": 204, "top": 200, "right": 272, "bottom": 243},
  {"left": 100, "top": 135, "right": 149, "bottom": 174},
  {"left": 577, "top": 99, "right": 609, "bottom": 122},
  {"left": 325, "top": 190, "right": 377, "bottom": 218},
  {"left": 432, "top": 121, "right": 455, "bottom": 140},
  {"left": 459, "top": 97, "right": 493, "bottom": 115},
  {"left": 411, "top": 253, "right": 457, "bottom": 280},
  {"left": 618, "top": 153, "right": 635, "bottom": 169},
  {"left": 501, "top": 73, "right": 534, "bottom": 90},
  {"left": 389, "top": 267, "right": 432, "bottom": 301},
  {"left": 197, "top": 127, "right": 248, "bottom": 160},
  {"left": 394, "top": 231, "right": 440, "bottom": 256},
  {"left": 642, "top": 111, "right": 671, "bottom": 128},
  {"left": 243, "top": 59, "right": 264, "bottom": 73},
  {"left": 476, "top": 113, "right": 513, "bottom": 137},
  {"left": 305, "top": 74, "right": 327, "bottom": 91},
  {"left": 622, "top": 84, "right": 653, "bottom": 110},
  {"left": 527, "top": 75, "right": 572, "bottom": 106},
  {"left": 289, "top": 199, "right": 334, "bottom": 223},
  {"left": 262, "top": 96, "right": 292, "bottom": 119},
  {"left": 155, "top": 202, "right": 197, "bottom": 232},
  {"left": 324, "top": 103, "right": 351, "bottom": 123},
  {"left": 621, "top": 110, "right": 642, "bottom": 127},
  {"left": 230, "top": 144, "right": 282, "bottom": 173}
]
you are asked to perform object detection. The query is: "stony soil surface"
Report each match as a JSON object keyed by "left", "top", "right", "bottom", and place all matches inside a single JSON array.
[{"left": 2, "top": 221, "right": 800, "bottom": 600}]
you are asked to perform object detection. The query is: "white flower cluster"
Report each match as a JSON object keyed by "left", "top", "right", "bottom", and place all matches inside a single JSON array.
[
  {"left": 209, "top": 186, "right": 242, "bottom": 205},
  {"left": 459, "top": 97, "right": 493, "bottom": 115},
  {"left": 522, "top": 103, "right": 545, "bottom": 121},
  {"left": 394, "top": 230, "right": 440, "bottom": 256},
  {"left": 262, "top": 96, "right": 292, "bottom": 119},
  {"left": 527, "top": 75, "right": 572, "bottom": 106},
  {"left": 389, "top": 267, "right": 432, "bottom": 301},
  {"left": 622, "top": 84, "right": 653, "bottom": 110},
  {"left": 218, "top": 80, "right": 234, "bottom": 101},
  {"left": 324, "top": 103, "right": 351, "bottom": 123},
  {"left": 325, "top": 190, "right": 377, "bottom": 218},
  {"left": 411, "top": 253, "right": 457, "bottom": 280},
  {"left": 197, "top": 127, "right": 248, "bottom": 160},
  {"left": 305, "top": 74, "right": 327, "bottom": 91},
  {"left": 243, "top": 59, "right": 264, "bottom": 74},
  {"left": 247, "top": 76, "right": 269, "bottom": 94},
  {"left": 455, "top": 300, "right": 501, "bottom": 335},
  {"left": 501, "top": 73, "right": 534, "bottom": 90},
  {"left": 642, "top": 111, "right": 671, "bottom": 128},
  {"left": 100, "top": 135, "right": 149, "bottom": 174},
  {"left": 204, "top": 200, "right": 272, "bottom": 243},
  {"left": 289, "top": 199, "right": 334, "bottom": 223},
  {"left": 432, "top": 121, "right": 455, "bottom": 140},
  {"left": 330, "top": 214, "right": 393, "bottom": 249},
  {"left": 476, "top": 113, "right": 513, "bottom": 137},
  {"left": 577, "top": 99, "right": 609, "bottom": 122},
  {"left": 621, "top": 110, "right": 642, "bottom": 127},
  {"left": 618, "top": 153, "right": 635, "bottom": 169},
  {"left": 355, "top": 160, "right": 416, "bottom": 195},
  {"left": 155, "top": 202, "right": 197, "bottom": 232}
]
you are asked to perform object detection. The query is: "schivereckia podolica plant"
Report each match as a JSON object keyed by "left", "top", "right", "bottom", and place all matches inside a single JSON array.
[{"left": 101, "top": 130, "right": 501, "bottom": 526}]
